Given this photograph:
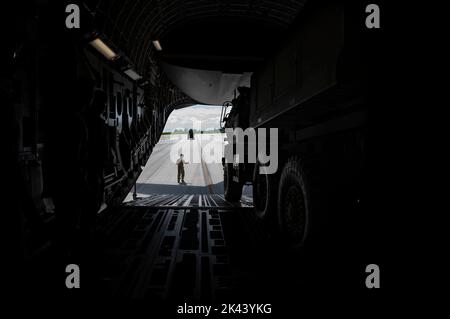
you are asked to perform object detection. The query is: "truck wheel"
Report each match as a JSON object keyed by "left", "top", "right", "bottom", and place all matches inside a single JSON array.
[
  {"left": 224, "top": 163, "right": 242, "bottom": 202},
  {"left": 277, "top": 156, "right": 311, "bottom": 249},
  {"left": 252, "top": 161, "right": 276, "bottom": 222}
]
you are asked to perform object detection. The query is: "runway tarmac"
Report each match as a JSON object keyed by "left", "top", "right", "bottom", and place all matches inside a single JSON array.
[{"left": 124, "top": 133, "right": 226, "bottom": 201}]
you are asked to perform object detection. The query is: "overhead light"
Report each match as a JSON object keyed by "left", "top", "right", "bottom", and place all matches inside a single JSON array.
[
  {"left": 124, "top": 68, "right": 142, "bottom": 81},
  {"left": 89, "top": 38, "right": 118, "bottom": 61},
  {"left": 152, "top": 40, "right": 162, "bottom": 51}
]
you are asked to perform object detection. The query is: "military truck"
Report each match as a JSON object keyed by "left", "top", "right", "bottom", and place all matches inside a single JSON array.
[{"left": 220, "top": 2, "right": 367, "bottom": 248}]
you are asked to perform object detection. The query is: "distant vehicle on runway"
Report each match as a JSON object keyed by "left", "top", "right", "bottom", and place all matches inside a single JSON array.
[{"left": 188, "top": 129, "right": 194, "bottom": 140}]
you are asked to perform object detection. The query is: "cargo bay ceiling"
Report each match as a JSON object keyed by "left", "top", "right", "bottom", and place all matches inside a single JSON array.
[{"left": 85, "top": 0, "right": 307, "bottom": 105}]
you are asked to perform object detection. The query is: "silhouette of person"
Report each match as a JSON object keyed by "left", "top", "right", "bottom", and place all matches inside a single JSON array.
[{"left": 176, "top": 154, "right": 189, "bottom": 184}]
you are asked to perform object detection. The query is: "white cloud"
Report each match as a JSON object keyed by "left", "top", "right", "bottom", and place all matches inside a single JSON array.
[{"left": 163, "top": 104, "right": 222, "bottom": 132}]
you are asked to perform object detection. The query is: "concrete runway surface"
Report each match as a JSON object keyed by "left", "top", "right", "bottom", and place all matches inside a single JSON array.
[{"left": 124, "top": 133, "right": 227, "bottom": 201}]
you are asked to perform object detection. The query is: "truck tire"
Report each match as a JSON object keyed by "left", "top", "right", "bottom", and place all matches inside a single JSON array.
[
  {"left": 277, "top": 156, "right": 311, "bottom": 249},
  {"left": 252, "top": 161, "right": 276, "bottom": 223},
  {"left": 224, "top": 163, "right": 242, "bottom": 202}
]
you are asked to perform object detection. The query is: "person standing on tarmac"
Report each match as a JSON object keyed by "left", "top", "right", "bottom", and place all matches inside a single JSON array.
[{"left": 176, "top": 154, "right": 189, "bottom": 184}]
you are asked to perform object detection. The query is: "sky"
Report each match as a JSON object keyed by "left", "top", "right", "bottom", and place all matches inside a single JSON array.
[{"left": 163, "top": 104, "right": 222, "bottom": 132}]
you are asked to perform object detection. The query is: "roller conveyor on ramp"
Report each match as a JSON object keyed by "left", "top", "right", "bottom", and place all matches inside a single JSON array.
[
  {"left": 123, "top": 194, "right": 254, "bottom": 209},
  {"left": 95, "top": 193, "right": 268, "bottom": 300}
]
